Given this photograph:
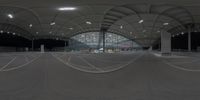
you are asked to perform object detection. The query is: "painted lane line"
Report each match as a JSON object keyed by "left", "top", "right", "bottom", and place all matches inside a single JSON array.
[
  {"left": 1, "top": 54, "right": 42, "bottom": 72},
  {"left": 0, "top": 57, "right": 17, "bottom": 71},
  {"left": 51, "top": 52, "right": 145, "bottom": 73},
  {"left": 78, "top": 56, "right": 104, "bottom": 71},
  {"left": 162, "top": 60, "right": 200, "bottom": 72}
]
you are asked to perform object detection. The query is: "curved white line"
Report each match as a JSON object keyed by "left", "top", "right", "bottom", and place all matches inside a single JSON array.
[
  {"left": 51, "top": 52, "right": 144, "bottom": 73},
  {"left": 162, "top": 60, "right": 200, "bottom": 72},
  {"left": 1, "top": 54, "right": 42, "bottom": 72},
  {"left": 0, "top": 57, "right": 17, "bottom": 71}
]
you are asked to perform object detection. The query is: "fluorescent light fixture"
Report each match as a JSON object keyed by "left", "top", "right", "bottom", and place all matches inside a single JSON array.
[
  {"left": 138, "top": 19, "right": 144, "bottom": 24},
  {"left": 8, "top": 14, "right": 14, "bottom": 19},
  {"left": 163, "top": 23, "right": 169, "bottom": 25},
  {"left": 58, "top": 7, "right": 76, "bottom": 11},
  {"left": 120, "top": 25, "right": 123, "bottom": 29},
  {"left": 29, "top": 24, "right": 33, "bottom": 28},
  {"left": 50, "top": 22, "right": 56, "bottom": 25},
  {"left": 69, "top": 27, "right": 73, "bottom": 30},
  {"left": 86, "top": 21, "right": 92, "bottom": 25}
]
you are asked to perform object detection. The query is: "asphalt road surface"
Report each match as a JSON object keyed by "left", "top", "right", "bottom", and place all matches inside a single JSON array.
[{"left": 0, "top": 51, "right": 200, "bottom": 100}]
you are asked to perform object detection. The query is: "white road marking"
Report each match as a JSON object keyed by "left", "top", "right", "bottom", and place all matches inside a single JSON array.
[
  {"left": 162, "top": 60, "right": 200, "bottom": 72},
  {"left": 51, "top": 52, "right": 145, "bottom": 73},
  {"left": 1, "top": 54, "right": 42, "bottom": 72},
  {"left": 78, "top": 56, "right": 104, "bottom": 71},
  {"left": 0, "top": 57, "right": 17, "bottom": 71}
]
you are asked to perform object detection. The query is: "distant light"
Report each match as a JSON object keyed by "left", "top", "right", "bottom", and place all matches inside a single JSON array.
[
  {"left": 157, "top": 30, "right": 160, "bottom": 33},
  {"left": 7, "top": 32, "right": 10, "bottom": 34},
  {"left": 86, "top": 21, "right": 92, "bottom": 25},
  {"left": 172, "top": 35, "right": 175, "bottom": 37},
  {"left": 130, "top": 32, "right": 133, "bottom": 34},
  {"left": 181, "top": 32, "right": 184, "bottom": 35},
  {"left": 69, "top": 27, "right": 73, "bottom": 30},
  {"left": 36, "top": 32, "right": 39, "bottom": 34},
  {"left": 0, "top": 30, "right": 3, "bottom": 33},
  {"left": 13, "top": 33, "right": 16, "bottom": 35},
  {"left": 29, "top": 24, "right": 33, "bottom": 28},
  {"left": 49, "top": 31, "right": 52, "bottom": 34},
  {"left": 8, "top": 14, "right": 14, "bottom": 19},
  {"left": 143, "top": 30, "right": 146, "bottom": 32},
  {"left": 138, "top": 19, "right": 144, "bottom": 24},
  {"left": 50, "top": 22, "right": 56, "bottom": 25},
  {"left": 120, "top": 25, "right": 123, "bottom": 29},
  {"left": 56, "top": 38, "right": 59, "bottom": 40},
  {"left": 58, "top": 7, "right": 76, "bottom": 11},
  {"left": 163, "top": 23, "right": 169, "bottom": 26}
]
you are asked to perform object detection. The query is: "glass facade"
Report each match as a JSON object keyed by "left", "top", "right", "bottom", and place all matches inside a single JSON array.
[{"left": 68, "top": 32, "right": 141, "bottom": 52}]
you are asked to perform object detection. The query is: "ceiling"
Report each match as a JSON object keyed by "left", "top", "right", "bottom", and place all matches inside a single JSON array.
[{"left": 0, "top": 0, "right": 200, "bottom": 46}]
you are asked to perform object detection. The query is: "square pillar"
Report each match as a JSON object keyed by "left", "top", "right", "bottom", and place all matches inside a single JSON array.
[{"left": 161, "top": 31, "right": 171, "bottom": 56}]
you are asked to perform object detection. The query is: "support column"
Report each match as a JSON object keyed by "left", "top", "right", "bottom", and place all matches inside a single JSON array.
[
  {"left": 188, "top": 27, "right": 191, "bottom": 52},
  {"left": 161, "top": 31, "right": 171, "bottom": 56},
  {"left": 41, "top": 44, "right": 44, "bottom": 53},
  {"left": 31, "top": 39, "right": 34, "bottom": 51},
  {"left": 102, "top": 31, "right": 105, "bottom": 52}
]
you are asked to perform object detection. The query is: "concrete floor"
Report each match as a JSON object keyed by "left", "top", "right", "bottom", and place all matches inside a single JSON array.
[{"left": 0, "top": 51, "right": 200, "bottom": 100}]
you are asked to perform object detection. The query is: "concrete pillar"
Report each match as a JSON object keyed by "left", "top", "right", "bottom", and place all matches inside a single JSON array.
[
  {"left": 41, "top": 44, "right": 44, "bottom": 53},
  {"left": 188, "top": 28, "right": 191, "bottom": 52},
  {"left": 102, "top": 31, "right": 105, "bottom": 52},
  {"left": 31, "top": 39, "right": 34, "bottom": 51},
  {"left": 161, "top": 31, "right": 171, "bottom": 55}
]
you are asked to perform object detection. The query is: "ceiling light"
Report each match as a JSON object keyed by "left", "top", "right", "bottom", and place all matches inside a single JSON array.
[
  {"left": 7, "top": 32, "right": 10, "bottom": 34},
  {"left": 29, "top": 24, "right": 33, "bottom": 28},
  {"left": 58, "top": 7, "right": 76, "bottom": 11},
  {"left": 13, "top": 33, "right": 16, "bottom": 35},
  {"left": 120, "top": 25, "right": 123, "bottom": 29},
  {"left": 0, "top": 30, "right": 3, "bottom": 33},
  {"left": 138, "top": 19, "right": 144, "bottom": 24},
  {"left": 163, "top": 23, "right": 169, "bottom": 25},
  {"left": 181, "top": 32, "right": 184, "bottom": 35},
  {"left": 69, "top": 27, "right": 73, "bottom": 30},
  {"left": 86, "top": 21, "right": 92, "bottom": 25},
  {"left": 8, "top": 14, "right": 14, "bottom": 19},
  {"left": 50, "top": 22, "right": 56, "bottom": 25}
]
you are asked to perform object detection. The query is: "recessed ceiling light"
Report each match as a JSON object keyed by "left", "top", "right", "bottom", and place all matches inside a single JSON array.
[
  {"left": 163, "top": 23, "right": 169, "bottom": 25},
  {"left": 58, "top": 7, "right": 76, "bottom": 11},
  {"left": 138, "top": 19, "right": 144, "bottom": 24},
  {"left": 86, "top": 21, "right": 92, "bottom": 25},
  {"left": 120, "top": 25, "right": 123, "bottom": 29},
  {"left": 69, "top": 27, "right": 73, "bottom": 30},
  {"left": 29, "top": 24, "right": 33, "bottom": 28},
  {"left": 50, "top": 22, "right": 56, "bottom": 25},
  {"left": 7, "top": 14, "right": 14, "bottom": 19}
]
